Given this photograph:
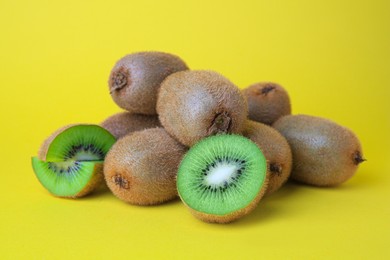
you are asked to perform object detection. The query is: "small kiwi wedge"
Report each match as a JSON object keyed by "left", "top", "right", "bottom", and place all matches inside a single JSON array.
[
  {"left": 101, "top": 111, "right": 161, "bottom": 139},
  {"left": 243, "top": 82, "right": 291, "bottom": 125},
  {"left": 32, "top": 124, "right": 116, "bottom": 198},
  {"left": 273, "top": 115, "right": 365, "bottom": 186},
  {"left": 177, "top": 134, "right": 268, "bottom": 224},
  {"left": 104, "top": 128, "right": 187, "bottom": 205},
  {"left": 242, "top": 120, "right": 292, "bottom": 195},
  {"left": 108, "top": 52, "right": 189, "bottom": 115},
  {"left": 157, "top": 70, "right": 248, "bottom": 147}
]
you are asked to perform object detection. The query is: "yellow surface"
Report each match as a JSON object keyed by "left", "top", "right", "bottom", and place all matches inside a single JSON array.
[{"left": 1, "top": 0, "right": 389, "bottom": 259}]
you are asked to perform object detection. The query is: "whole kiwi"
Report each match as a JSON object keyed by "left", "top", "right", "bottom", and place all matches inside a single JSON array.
[
  {"left": 243, "top": 82, "right": 291, "bottom": 125},
  {"left": 273, "top": 115, "right": 365, "bottom": 186},
  {"left": 242, "top": 120, "right": 292, "bottom": 195},
  {"left": 157, "top": 70, "right": 248, "bottom": 147},
  {"left": 101, "top": 112, "right": 161, "bottom": 139},
  {"left": 104, "top": 128, "right": 187, "bottom": 205},
  {"left": 108, "top": 52, "right": 189, "bottom": 115}
]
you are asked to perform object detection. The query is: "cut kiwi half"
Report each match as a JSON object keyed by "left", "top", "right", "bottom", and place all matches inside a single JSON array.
[
  {"left": 177, "top": 134, "right": 268, "bottom": 223},
  {"left": 32, "top": 124, "right": 116, "bottom": 198}
]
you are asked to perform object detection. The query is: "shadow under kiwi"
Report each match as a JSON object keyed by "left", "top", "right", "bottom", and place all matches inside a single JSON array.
[{"left": 230, "top": 181, "right": 304, "bottom": 226}]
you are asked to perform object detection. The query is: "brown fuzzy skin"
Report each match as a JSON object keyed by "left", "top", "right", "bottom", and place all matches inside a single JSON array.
[
  {"left": 157, "top": 70, "right": 248, "bottom": 147},
  {"left": 101, "top": 112, "right": 161, "bottom": 139},
  {"left": 242, "top": 120, "right": 292, "bottom": 195},
  {"left": 273, "top": 115, "right": 365, "bottom": 186},
  {"left": 71, "top": 163, "right": 104, "bottom": 198},
  {"left": 104, "top": 128, "right": 187, "bottom": 205},
  {"left": 243, "top": 82, "right": 291, "bottom": 125},
  {"left": 38, "top": 124, "right": 78, "bottom": 161},
  {"left": 108, "top": 52, "right": 189, "bottom": 115},
  {"left": 185, "top": 178, "right": 268, "bottom": 224}
]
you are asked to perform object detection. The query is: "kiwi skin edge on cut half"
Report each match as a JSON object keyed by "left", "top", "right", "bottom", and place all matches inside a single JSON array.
[{"left": 177, "top": 134, "right": 268, "bottom": 224}]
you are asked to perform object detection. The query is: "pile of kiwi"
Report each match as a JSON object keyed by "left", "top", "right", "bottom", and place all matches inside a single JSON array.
[{"left": 31, "top": 51, "right": 365, "bottom": 224}]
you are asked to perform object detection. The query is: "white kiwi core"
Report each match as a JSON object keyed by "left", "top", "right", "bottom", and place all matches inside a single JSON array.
[{"left": 204, "top": 162, "right": 240, "bottom": 187}]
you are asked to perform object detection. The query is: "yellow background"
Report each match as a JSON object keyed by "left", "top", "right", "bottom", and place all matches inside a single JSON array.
[{"left": 1, "top": 0, "right": 389, "bottom": 259}]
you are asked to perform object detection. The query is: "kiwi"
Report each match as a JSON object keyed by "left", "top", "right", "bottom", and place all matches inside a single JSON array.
[
  {"left": 242, "top": 120, "right": 292, "bottom": 195},
  {"left": 108, "top": 52, "right": 189, "bottom": 115},
  {"left": 32, "top": 124, "right": 116, "bottom": 198},
  {"left": 104, "top": 128, "right": 187, "bottom": 205},
  {"left": 177, "top": 134, "right": 268, "bottom": 224},
  {"left": 157, "top": 70, "right": 248, "bottom": 147},
  {"left": 243, "top": 82, "right": 291, "bottom": 125},
  {"left": 101, "top": 112, "right": 161, "bottom": 139},
  {"left": 273, "top": 115, "right": 365, "bottom": 186}
]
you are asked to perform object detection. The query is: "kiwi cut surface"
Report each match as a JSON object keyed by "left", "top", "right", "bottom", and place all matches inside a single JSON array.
[
  {"left": 32, "top": 157, "right": 104, "bottom": 198},
  {"left": 157, "top": 70, "right": 248, "bottom": 146},
  {"left": 109, "top": 52, "right": 189, "bottom": 115},
  {"left": 41, "top": 125, "right": 115, "bottom": 162},
  {"left": 177, "top": 134, "right": 268, "bottom": 223},
  {"left": 273, "top": 115, "right": 365, "bottom": 186},
  {"left": 32, "top": 124, "right": 116, "bottom": 198}
]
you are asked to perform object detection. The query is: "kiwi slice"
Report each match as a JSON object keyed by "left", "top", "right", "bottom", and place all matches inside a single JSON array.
[
  {"left": 273, "top": 115, "right": 365, "bottom": 186},
  {"left": 108, "top": 52, "right": 189, "bottom": 115},
  {"left": 157, "top": 70, "right": 248, "bottom": 147},
  {"left": 31, "top": 158, "right": 104, "bottom": 197},
  {"left": 243, "top": 82, "right": 291, "bottom": 125},
  {"left": 177, "top": 134, "right": 268, "bottom": 224},
  {"left": 32, "top": 124, "right": 116, "bottom": 198}
]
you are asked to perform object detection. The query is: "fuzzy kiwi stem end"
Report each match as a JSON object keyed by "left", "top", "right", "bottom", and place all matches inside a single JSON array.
[
  {"left": 112, "top": 174, "right": 130, "bottom": 189},
  {"left": 110, "top": 68, "right": 130, "bottom": 94},
  {"left": 353, "top": 151, "right": 366, "bottom": 165},
  {"left": 208, "top": 112, "right": 232, "bottom": 135},
  {"left": 270, "top": 163, "right": 282, "bottom": 176},
  {"left": 261, "top": 85, "right": 275, "bottom": 95}
]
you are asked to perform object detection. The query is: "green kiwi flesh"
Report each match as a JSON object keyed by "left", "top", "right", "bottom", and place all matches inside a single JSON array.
[
  {"left": 177, "top": 134, "right": 267, "bottom": 223},
  {"left": 109, "top": 52, "right": 189, "bottom": 115},
  {"left": 242, "top": 120, "right": 292, "bottom": 195},
  {"left": 243, "top": 82, "right": 291, "bottom": 125},
  {"left": 101, "top": 112, "right": 161, "bottom": 139},
  {"left": 104, "top": 128, "right": 187, "bottom": 205},
  {"left": 32, "top": 124, "right": 116, "bottom": 198},
  {"left": 273, "top": 115, "right": 365, "bottom": 186},
  {"left": 41, "top": 125, "right": 116, "bottom": 162},
  {"left": 32, "top": 157, "right": 103, "bottom": 197},
  {"left": 157, "top": 70, "right": 248, "bottom": 147}
]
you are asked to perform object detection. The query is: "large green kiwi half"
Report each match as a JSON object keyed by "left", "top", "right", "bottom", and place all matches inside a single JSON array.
[
  {"left": 108, "top": 52, "right": 189, "bottom": 115},
  {"left": 157, "top": 70, "right": 248, "bottom": 147},
  {"left": 273, "top": 115, "right": 365, "bottom": 186},
  {"left": 177, "top": 134, "right": 268, "bottom": 224},
  {"left": 32, "top": 124, "right": 116, "bottom": 198}
]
